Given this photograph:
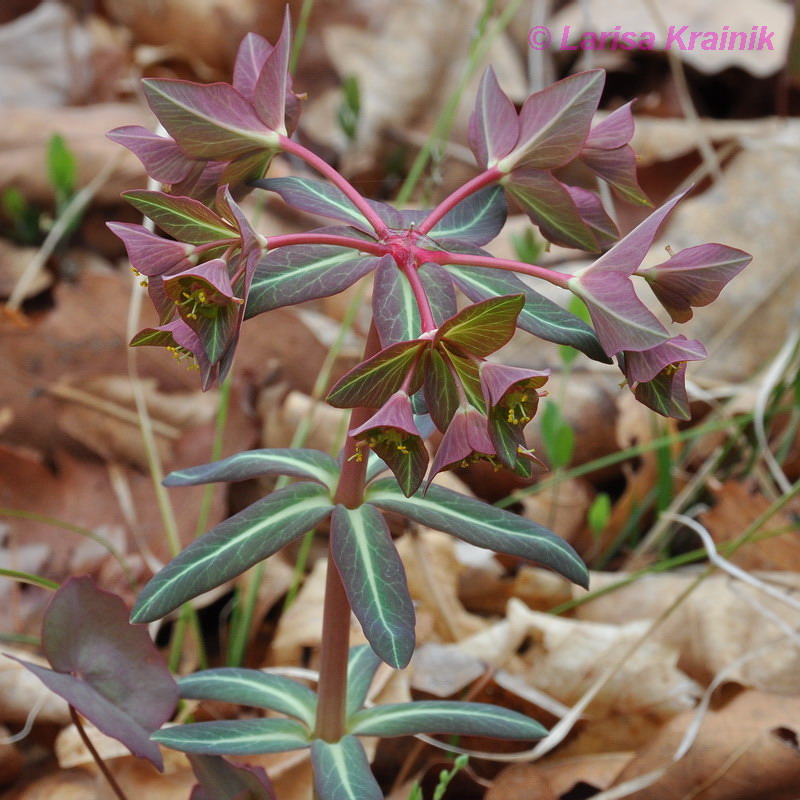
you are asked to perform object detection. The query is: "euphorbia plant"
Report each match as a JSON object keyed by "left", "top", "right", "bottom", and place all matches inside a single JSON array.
[{"left": 107, "top": 10, "right": 750, "bottom": 798}]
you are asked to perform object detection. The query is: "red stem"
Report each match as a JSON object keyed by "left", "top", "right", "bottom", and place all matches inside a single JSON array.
[
  {"left": 278, "top": 136, "right": 390, "bottom": 238},
  {"left": 266, "top": 232, "right": 387, "bottom": 256},
  {"left": 416, "top": 166, "right": 504, "bottom": 235},
  {"left": 314, "top": 324, "right": 382, "bottom": 742},
  {"left": 399, "top": 254, "right": 437, "bottom": 333},
  {"left": 422, "top": 248, "right": 573, "bottom": 289}
]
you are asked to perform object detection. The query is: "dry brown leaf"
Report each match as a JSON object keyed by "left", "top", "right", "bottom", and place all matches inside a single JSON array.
[
  {"left": 576, "top": 570, "right": 800, "bottom": 693},
  {"left": 538, "top": 752, "right": 635, "bottom": 797},
  {"left": 0, "top": 647, "right": 70, "bottom": 728},
  {"left": 613, "top": 690, "right": 800, "bottom": 800},
  {"left": 396, "top": 529, "right": 485, "bottom": 643},
  {"left": 0, "top": 3, "right": 96, "bottom": 107},
  {"left": 104, "top": 0, "right": 273, "bottom": 72},
  {"left": 485, "top": 762, "right": 557, "bottom": 800},
  {"left": 260, "top": 390, "right": 348, "bottom": 454},
  {"left": 457, "top": 598, "right": 699, "bottom": 752},
  {"left": 644, "top": 121, "right": 800, "bottom": 383},
  {"left": 0, "top": 442, "right": 230, "bottom": 631},
  {"left": 410, "top": 642, "right": 486, "bottom": 698},
  {"left": 53, "top": 375, "right": 220, "bottom": 470},
  {"left": 0, "top": 272, "right": 195, "bottom": 455},
  {"left": 698, "top": 480, "right": 800, "bottom": 571},
  {"left": 1, "top": 768, "right": 100, "bottom": 800},
  {"left": 518, "top": 477, "right": 593, "bottom": 551},
  {"left": 0, "top": 723, "right": 22, "bottom": 785},
  {"left": 313, "top": 0, "right": 497, "bottom": 168}
]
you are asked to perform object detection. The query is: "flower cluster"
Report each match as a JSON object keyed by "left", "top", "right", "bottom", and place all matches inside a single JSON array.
[
  {"left": 328, "top": 295, "right": 549, "bottom": 496},
  {"left": 110, "top": 186, "right": 265, "bottom": 388},
  {"left": 107, "top": 16, "right": 300, "bottom": 387},
  {"left": 567, "top": 192, "right": 751, "bottom": 418},
  {"left": 469, "top": 67, "right": 649, "bottom": 252},
  {"left": 108, "top": 11, "right": 299, "bottom": 206}
]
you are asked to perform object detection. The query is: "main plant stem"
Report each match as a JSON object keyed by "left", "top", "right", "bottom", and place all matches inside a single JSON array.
[{"left": 313, "top": 324, "right": 381, "bottom": 742}]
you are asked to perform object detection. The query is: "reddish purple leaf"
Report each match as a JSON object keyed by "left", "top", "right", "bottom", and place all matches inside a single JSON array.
[
  {"left": 565, "top": 185, "right": 619, "bottom": 249},
  {"left": 189, "top": 755, "right": 276, "bottom": 800},
  {"left": 352, "top": 391, "right": 428, "bottom": 496},
  {"left": 163, "top": 259, "right": 243, "bottom": 364},
  {"left": 13, "top": 577, "right": 177, "bottom": 769},
  {"left": 503, "top": 70, "right": 604, "bottom": 171},
  {"left": 622, "top": 335, "right": 707, "bottom": 384},
  {"left": 570, "top": 269, "right": 668, "bottom": 356},
  {"left": 504, "top": 168, "right": 600, "bottom": 251},
  {"left": 468, "top": 66, "right": 519, "bottom": 169},
  {"left": 253, "top": 8, "right": 292, "bottom": 133},
  {"left": 579, "top": 144, "right": 649, "bottom": 206},
  {"left": 107, "top": 222, "right": 194, "bottom": 277},
  {"left": 142, "top": 79, "right": 275, "bottom": 160},
  {"left": 642, "top": 243, "right": 752, "bottom": 323},
  {"left": 428, "top": 403, "right": 497, "bottom": 483},
  {"left": 107, "top": 125, "right": 196, "bottom": 184},
  {"left": 583, "top": 191, "right": 686, "bottom": 275},
  {"left": 584, "top": 102, "right": 635, "bottom": 150},
  {"left": 633, "top": 361, "right": 692, "bottom": 420},
  {"left": 233, "top": 34, "right": 274, "bottom": 102}
]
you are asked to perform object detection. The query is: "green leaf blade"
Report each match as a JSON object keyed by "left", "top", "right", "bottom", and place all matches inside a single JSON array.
[
  {"left": 152, "top": 718, "right": 310, "bottom": 755},
  {"left": 349, "top": 700, "right": 547, "bottom": 740},
  {"left": 246, "top": 246, "right": 382, "bottom": 316},
  {"left": 444, "top": 263, "right": 610, "bottom": 363},
  {"left": 131, "top": 483, "right": 334, "bottom": 623},
  {"left": 327, "top": 340, "right": 425, "bottom": 409},
  {"left": 253, "top": 177, "right": 374, "bottom": 233},
  {"left": 330, "top": 505, "right": 416, "bottom": 669},
  {"left": 178, "top": 669, "right": 318, "bottom": 728},
  {"left": 345, "top": 646, "right": 382, "bottom": 719},
  {"left": 436, "top": 294, "right": 524, "bottom": 357},
  {"left": 429, "top": 186, "right": 507, "bottom": 247},
  {"left": 164, "top": 448, "right": 340, "bottom": 492},
  {"left": 123, "top": 190, "right": 235, "bottom": 244},
  {"left": 311, "top": 736, "right": 383, "bottom": 800},
  {"left": 366, "top": 479, "right": 589, "bottom": 589}
]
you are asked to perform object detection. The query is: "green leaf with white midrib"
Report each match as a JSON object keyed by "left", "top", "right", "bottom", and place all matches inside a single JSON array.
[
  {"left": 178, "top": 669, "right": 317, "bottom": 729},
  {"left": 164, "top": 448, "right": 340, "bottom": 492},
  {"left": 348, "top": 700, "right": 548, "bottom": 739},
  {"left": 123, "top": 190, "right": 236, "bottom": 244},
  {"left": 151, "top": 718, "right": 310, "bottom": 755},
  {"left": 326, "top": 340, "right": 425, "bottom": 409},
  {"left": 345, "top": 646, "right": 381, "bottom": 719},
  {"left": 372, "top": 256, "right": 420, "bottom": 346},
  {"left": 365, "top": 478, "right": 589, "bottom": 589},
  {"left": 436, "top": 294, "right": 523, "bottom": 357},
  {"left": 428, "top": 185, "right": 507, "bottom": 246},
  {"left": 311, "top": 736, "right": 382, "bottom": 800},
  {"left": 253, "top": 177, "right": 373, "bottom": 233},
  {"left": 247, "top": 247, "right": 380, "bottom": 316},
  {"left": 445, "top": 263, "right": 610, "bottom": 363},
  {"left": 330, "top": 505, "right": 415, "bottom": 669},
  {"left": 131, "top": 482, "right": 334, "bottom": 623}
]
